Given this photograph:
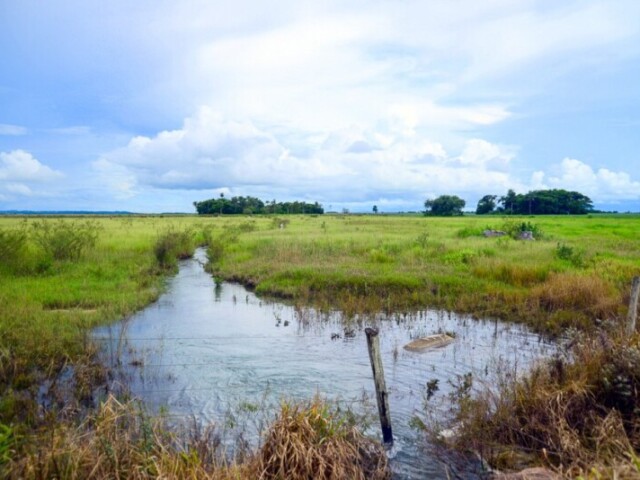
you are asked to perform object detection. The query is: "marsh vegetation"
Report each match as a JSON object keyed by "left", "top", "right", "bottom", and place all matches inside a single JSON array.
[{"left": 0, "top": 213, "right": 638, "bottom": 478}]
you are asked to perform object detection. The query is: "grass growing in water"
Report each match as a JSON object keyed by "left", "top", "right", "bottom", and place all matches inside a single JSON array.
[
  {"left": 436, "top": 326, "right": 640, "bottom": 477},
  {"left": 3, "top": 395, "right": 388, "bottom": 480}
]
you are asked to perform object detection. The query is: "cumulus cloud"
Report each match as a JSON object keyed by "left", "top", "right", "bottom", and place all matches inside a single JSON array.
[
  {"left": 96, "top": 108, "right": 524, "bottom": 204},
  {"left": 0, "top": 150, "right": 63, "bottom": 199},
  {"left": 543, "top": 157, "right": 640, "bottom": 201},
  {"left": 0, "top": 150, "right": 63, "bottom": 183}
]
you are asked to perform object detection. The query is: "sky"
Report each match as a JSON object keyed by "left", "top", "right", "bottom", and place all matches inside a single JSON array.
[{"left": 1, "top": 0, "right": 639, "bottom": 213}]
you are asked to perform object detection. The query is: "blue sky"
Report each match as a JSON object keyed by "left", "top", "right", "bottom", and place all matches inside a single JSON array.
[{"left": 1, "top": 0, "right": 639, "bottom": 213}]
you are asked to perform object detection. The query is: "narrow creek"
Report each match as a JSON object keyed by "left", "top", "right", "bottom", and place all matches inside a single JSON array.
[{"left": 94, "top": 248, "right": 555, "bottom": 479}]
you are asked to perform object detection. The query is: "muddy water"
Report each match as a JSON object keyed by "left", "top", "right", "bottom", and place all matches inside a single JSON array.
[{"left": 94, "top": 249, "right": 554, "bottom": 479}]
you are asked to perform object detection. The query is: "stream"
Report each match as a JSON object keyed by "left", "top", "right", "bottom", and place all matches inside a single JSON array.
[{"left": 94, "top": 248, "right": 555, "bottom": 479}]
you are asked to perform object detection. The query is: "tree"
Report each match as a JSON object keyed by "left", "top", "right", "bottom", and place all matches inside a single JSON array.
[
  {"left": 372, "top": 205, "right": 378, "bottom": 214},
  {"left": 476, "top": 195, "right": 497, "bottom": 215},
  {"left": 500, "top": 189, "right": 517, "bottom": 214},
  {"left": 424, "top": 195, "right": 466, "bottom": 216},
  {"left": 494, "top": 189, "right": 593, "bottom": 215},
  {"left": 193, "top": 196, "right": 324, "bottom": 215}
]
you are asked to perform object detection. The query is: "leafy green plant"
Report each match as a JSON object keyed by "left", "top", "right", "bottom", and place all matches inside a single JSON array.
[
  {"left": 501, "top": 220, "right": 544, "bottom": 239},
  {"left": 555, "top": 242, "right": 586, "bottom": 267},
  {"left": 0, "top": 423, "right": 15, "bottom": 465},
  {"left": 31, "top": 219, "right": 100, "bottom": 261}
]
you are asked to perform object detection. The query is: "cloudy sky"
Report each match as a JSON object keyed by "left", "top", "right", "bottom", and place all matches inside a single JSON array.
[{"left": 1, "top": 0, "right": 639, "bottom": 213}]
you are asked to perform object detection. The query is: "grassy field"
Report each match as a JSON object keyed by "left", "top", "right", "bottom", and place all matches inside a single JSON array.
[
  {"left": 0, "top": 213, "right": 639, "bottom": 477},
  {"left": 209, "top": 214, "right": 639, "bottom": 333}
]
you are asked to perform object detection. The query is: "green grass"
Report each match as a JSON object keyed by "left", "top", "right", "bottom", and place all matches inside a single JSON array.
[
  {"left": 207, "top": 214, "right": 640, "bottom": 332},
  {"left": 0, "top": 215, "right": 211, "bottom": 422},
  {"left": 1, "top": 213, "right": 638, "bottom": 398},
  {"left": 1, "top": 213, "right": 639, "bottom": 473}
]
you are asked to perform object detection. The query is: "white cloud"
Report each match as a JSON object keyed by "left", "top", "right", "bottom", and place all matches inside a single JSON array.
[
  {"left": 456, "top": 139, "right": 515, "bottom": 169},
  {"left": 5, "top": 183, "right": 32, "bottom": 196},
  {"left": 4, "top": 1, "right": 640, "bottom": 211},
  {"left": 545, "top": 157, "right": 640, "bottom": 201},
  {"left": 0, "top": 124, "right": 27, "bottom": 136},
  {"left": 0, "top": 150, "right": 64, "bottom": 199},
  {"left": 0, "top": 150, "right": 63, "bottom": 183},
  {"left": 96, "top": 108, "right": 524, "bottom": 204}
]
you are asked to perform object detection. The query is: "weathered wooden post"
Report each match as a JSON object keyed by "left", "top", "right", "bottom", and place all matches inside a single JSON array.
[
  {"left": 627, "top": 276, "right": 640, "bottom": 335},
  {"left": 365, "top": 327, "right": 393, "bottom": 446}
]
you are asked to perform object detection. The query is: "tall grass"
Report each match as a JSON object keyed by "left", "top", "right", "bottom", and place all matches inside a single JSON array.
[
  {"left": 31, "top": 219, "right": 100, "bottom": 261},
  {"left": 431, "top": 327, "right": 640, "bottom": 476},
  {"left": 154, "top": 228, "right": 196, "bottom": 268},
  {"left": 0, "top": 226, "right": 30, "bottom": 274},
  {"left": 206, "top": 214, "right": 639, "bottom": 333},
  {"left": 3, "top": 395, "right": 389, "bottom": 480}
]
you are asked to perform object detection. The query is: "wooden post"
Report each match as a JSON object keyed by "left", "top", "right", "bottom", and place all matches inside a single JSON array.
[
  {"left": 627, "top": 276, "right": 640, "bottom": 335},
  {"left": 365, "top": 327, "right": 393, "bottom": 446}
]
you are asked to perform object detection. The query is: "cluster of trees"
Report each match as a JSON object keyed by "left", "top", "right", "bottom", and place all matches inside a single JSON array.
[
  {"left": 423, "top": 195, "right": 466, "bottom": 216},
  {"left": 422, "top": 189, "right": 594, "bottom": 216},
  {"left": 476, "top": 189, "right": 594, "bottom": 215},
  {"left": 194, "top": 195, "right": 324, "bottom": 215}
]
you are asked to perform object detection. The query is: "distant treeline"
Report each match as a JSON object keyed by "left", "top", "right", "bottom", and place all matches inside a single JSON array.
[
  {"left": 476, "top": 189, "right": 594, "bottom": 215},
  {"left": 194, "top": 196, "right": 324, "bottom": 215}
]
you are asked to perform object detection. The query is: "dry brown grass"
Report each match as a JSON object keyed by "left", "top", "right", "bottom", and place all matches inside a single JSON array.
[
  {"left": 530, "top": 273, "right": 620, "bottom": 319},
  {"left": 3, "top": 395, "right": 389, "bottom": 480},
  {"left": 257, "top": 398, "right": 390, "bottom": 480},
  {"left": 444, "top": 330, "right": 640, "bottom": 476},
  {"left": 5, "top": 395, "right": 249, "bottom": 480}
]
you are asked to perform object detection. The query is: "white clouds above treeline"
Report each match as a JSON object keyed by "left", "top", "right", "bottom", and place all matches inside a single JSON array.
[{"left": 95, "top": 108, "right": 639, "bottom": 208}]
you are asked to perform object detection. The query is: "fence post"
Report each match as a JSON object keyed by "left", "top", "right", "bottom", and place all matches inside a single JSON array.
[
  {"left": 627, "top": 276, "right": 640, "bottom": 335},
  {"left": 365, "top": 327, "right": 393, "bottom": 446}
]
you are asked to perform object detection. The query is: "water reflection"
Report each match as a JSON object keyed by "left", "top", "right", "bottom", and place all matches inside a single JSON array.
[{"left": 94, "top": 249, "right": 554, "bottom": 479}]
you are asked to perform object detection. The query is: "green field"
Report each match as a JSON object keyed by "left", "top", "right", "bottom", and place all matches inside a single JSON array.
[
  {"left": 209, "top": 214, "right": 639, "bottom": 332},
  {"left": 1, "top": 213, "right": 639, "bottom": 477}
]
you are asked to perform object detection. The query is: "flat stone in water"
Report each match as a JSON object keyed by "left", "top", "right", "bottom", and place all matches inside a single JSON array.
[{"left": 403, "top": 333, "right": 454, "bottom": 352}]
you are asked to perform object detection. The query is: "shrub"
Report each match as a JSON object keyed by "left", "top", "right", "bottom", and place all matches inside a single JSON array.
[
  {"left": 154, "top": 228, "right": 195, "bottom": 268},
  {"left": 270, "top": 217, "right": 290, "bottom": 230},
  {"left": 501, "top": 220, "right": 544, "bottom": 239},
  {"left": 555, "top": 242, "right": 586, "bottom": 267},
  {"left": 31, "top": 220, "right": 100, "bottom": 261}
]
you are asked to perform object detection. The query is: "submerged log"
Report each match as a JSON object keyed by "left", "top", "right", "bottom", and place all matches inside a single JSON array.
[{"left": 403, "top": 333, "right": 454, "bottom": 352}]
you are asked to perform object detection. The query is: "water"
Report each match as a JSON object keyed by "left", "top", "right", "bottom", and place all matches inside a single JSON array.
[{"left": 94, "top": 249, "right": 555, "bottom": 478}]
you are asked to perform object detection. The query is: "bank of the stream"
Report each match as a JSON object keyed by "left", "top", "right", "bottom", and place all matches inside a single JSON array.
[{"left": 95, "top": 248, "right": 555, "bottom": 479}]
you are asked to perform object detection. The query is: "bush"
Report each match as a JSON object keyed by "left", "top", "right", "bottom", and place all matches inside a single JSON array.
[
  {"left": 154, "top": 228, "right": 195, "bottom": 268},
  {"left": 555, "top": 242, "right": 586, "bottom": 267},
  {"left": 501, "top": 220, "right": 544, "bottom": 239},
  {"left": 31, "top": 220, "right": 100, "bottom": 261}
]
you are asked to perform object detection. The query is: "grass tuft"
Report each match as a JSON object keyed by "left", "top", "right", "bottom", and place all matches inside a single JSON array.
[{"left": 257, "top": 398, "right": 390, "bottom": 480}]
